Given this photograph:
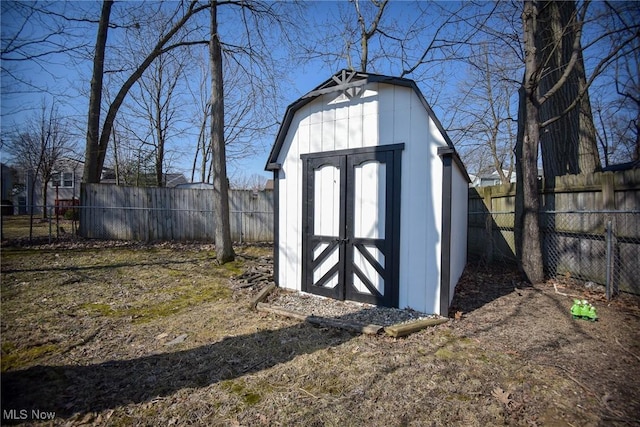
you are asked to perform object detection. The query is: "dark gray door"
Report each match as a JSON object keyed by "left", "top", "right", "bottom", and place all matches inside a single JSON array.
[{"left": 301, "top": 144, "right": 403, "bottom": 307}]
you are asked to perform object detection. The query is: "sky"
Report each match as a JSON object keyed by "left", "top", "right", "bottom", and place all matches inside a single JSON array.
[
  {"left": 1, "top": 0, "right": 475, "bottom": 186},
  {"left": 0, "top": 1, "right": 345, "bottom": 185},
  {"left": 1, "top": 1, "right": 637, "bottom": 186}
]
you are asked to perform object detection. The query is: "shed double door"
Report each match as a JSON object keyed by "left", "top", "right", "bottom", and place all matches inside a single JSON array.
[{"left": 301, "top": 144, "right": 402, "bottom": 307}]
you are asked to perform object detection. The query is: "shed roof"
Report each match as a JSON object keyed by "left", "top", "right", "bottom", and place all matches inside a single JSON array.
[{"left": 265, "top": 69, "right": 467, "bottom": 180}]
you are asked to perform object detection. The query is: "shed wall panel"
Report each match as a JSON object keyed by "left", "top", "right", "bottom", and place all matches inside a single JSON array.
[
  {"left": 397, "top": 88, "right": 429, "bottom": 311},
  {"left": 392, "top": 86, "right": 446, "bottom": 314},
  {"left": 278, "top": 121, "right": 302, "bottom": 291},
  {"left": 363, "top": 112, "right": 378, "bottom": 146}
]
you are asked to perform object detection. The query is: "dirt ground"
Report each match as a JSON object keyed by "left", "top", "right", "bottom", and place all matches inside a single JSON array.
[{"left": 1, "top": 236, "right": 639, "bottom": 426}]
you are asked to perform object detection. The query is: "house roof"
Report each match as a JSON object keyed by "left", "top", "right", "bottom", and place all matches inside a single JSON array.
[
  {"left": 165, "top": 173, "right": 188, "bottom": 187},
  {"left": 265, "top": 69, "right": 467, "bottom": 180},
  {"left": 100, "top": 170, "right": 188, "bottom": 187}
]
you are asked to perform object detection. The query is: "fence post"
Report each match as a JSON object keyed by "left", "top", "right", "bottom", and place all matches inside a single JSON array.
[
  {"left": 482, "top": 187, "right": 494, "bottom": 262},
  {"left": 602, "top": 173, "right": 617, "bottom": 300},
  {"left": 48, "top": 206, "right": 53, "bottom": 243}
]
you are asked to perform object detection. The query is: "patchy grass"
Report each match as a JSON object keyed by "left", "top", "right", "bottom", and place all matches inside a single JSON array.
[
  {"left": 1, "top": 240, "right": 639, "bottom": 426},
  {"left": 78, "top": 279, "right": 230, "bottom": 323},
  {"left": 1, "top": 342, "right": 59, "bottom": 371},
  {"left": 0, "top": 242, "right": 249, "bottom": 373},
  {"left": 1, "top": 215, "right": 77, "bottom": 240},
  {"left": 221, "top": 379, "right": 264, "bottom": 406}
]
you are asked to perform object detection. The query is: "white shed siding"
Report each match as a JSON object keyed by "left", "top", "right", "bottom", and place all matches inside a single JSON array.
[
  {"left": 274, "top": 78, "right": 463, "bottom": 314},
  {"left": 276, "top": 86, "right": 383, "bottom": 292},
  {"left": 397, "top": 92, "right": 449, "bottom": 313},
  {"left": 277, "top": 113, "right": 302, "bottom": 292}
]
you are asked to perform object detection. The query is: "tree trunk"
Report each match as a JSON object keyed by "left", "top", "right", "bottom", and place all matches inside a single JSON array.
[
  {"left": 514, "top": 83, "right": 525, "bottom": 265},
  {"left": 210, "top": 0, "right": 234, "bottom": 263},
  {"left": 155, "top": 118, "right": 164, "bottom": 187},
  {"left": 83, "top": 0, "right": 113, "bottom": 184},
  {"left": 519, "top": 0, "right": 544, "bottom": 283},
  {"left": 112, "top": 129, "right": 120, "bottom": 185},
  {"left": 41, "top": 181, "right": 48, "bottom": 220},
  {"left": 536, "top": 0, "right": 600, "bottom": 181},
  {"left": 635, "top": 109, "right": 640, "bottom": 161}
]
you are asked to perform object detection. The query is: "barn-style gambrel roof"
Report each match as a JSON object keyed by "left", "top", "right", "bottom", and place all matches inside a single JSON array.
[{"left": 265, "top": 69, "right": 467, "bottom": 180}]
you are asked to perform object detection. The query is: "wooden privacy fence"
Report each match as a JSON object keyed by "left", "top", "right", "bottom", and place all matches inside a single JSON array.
[
  {"left": 79, "top": 184, "right": 273, "bottom": 242},
  {"left": 468, "top": 169, "right": 640, "bottom": 295}
]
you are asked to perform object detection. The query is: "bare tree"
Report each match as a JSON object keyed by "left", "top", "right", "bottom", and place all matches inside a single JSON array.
[
  {"left": 186, "top": 55, "right": 212, "bottom": 183},
  {"left": 594, "top": 89, "right": 639, "bottom": 167},
  {"left": 612, "top": 34, "right": 640, "bottom": 162},
  {"left": 230, "top": 172, "right": 267, "bottom": 190},
  {"left": 83, "top": 1, "right": 211, "bottom": 184},
  {"left": 299, "top": 1, "right": 459, "bottom": 76},
  {"left": 123, "top": 51, "right": 187, "bottom": 187},
  {"left": 450, "top": 43, "right": 518, "bottom": 184},
  {"left": 0, "top": 1, "right": 94, "bottom": 109},
  {"left": 5, "top": 101, "right": 74, "bottom": 237},
  {"left": 187, "top": 53, "right": 282, "bottom": 184},
  {"left": 351, "top": 0, "right": 389, "bottom": 72}
]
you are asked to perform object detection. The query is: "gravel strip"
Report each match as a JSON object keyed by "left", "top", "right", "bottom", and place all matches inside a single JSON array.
[{"left": 266, "top": 290, "right": 440, "bottom": 327}]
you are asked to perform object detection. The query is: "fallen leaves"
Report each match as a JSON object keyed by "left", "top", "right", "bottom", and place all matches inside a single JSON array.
[
  {"left": 492, "top": 386, "right": 523, "bottom": 413},
  {"left": 492, "top": 386, "right": 514, "bottom": 407}
]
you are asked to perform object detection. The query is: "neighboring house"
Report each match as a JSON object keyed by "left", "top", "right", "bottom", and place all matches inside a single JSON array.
[
  {"left": 15, "top": 157, "right": 83, "bottom": 215},
  {"left": 1, "top": 162, "right": 15, "bottom": 215},
  {"left": 469, "top": 169, "right": 549, "bottom": 187},
  {"left": 14, "top": 160, "right": 188, "bottom": 215},
  {"left": 1, "top": 163, "right": 14, "bottom": 200},
  {"left": 469, "top": 169, "right": 516, "bottom": 187}
]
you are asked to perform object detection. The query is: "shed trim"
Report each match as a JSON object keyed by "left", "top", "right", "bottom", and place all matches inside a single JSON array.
[
  {"left": 272, "top": 169, "right": 280, "bottom": 287},
  {"left": 300, "top": 143, "right": 406, "bottom": 160},
  {"left": 438, "top": 147, "right": 453, "bottom": 317}
]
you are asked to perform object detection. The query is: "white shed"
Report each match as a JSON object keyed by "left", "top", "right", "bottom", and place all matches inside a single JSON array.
[{"left": 265, "top": 70, "right": 469, "bottom": 316}]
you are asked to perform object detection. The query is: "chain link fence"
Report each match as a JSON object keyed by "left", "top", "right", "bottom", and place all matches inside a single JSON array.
[
  {"left": 469, "top": 210, "right": 640, "bottom": 297},
  {"left": 542, "top": 211, "right": 639, "bottom": 297},
  {"left": 1, "top": 206, "right": 80, "bottom": 243}
]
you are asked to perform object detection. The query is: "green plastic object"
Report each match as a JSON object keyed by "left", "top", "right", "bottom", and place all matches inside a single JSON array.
[
  {"left": 580, "top": 301, "right": 591, "bottom": 317},
  {"left": 570, "top": 299, "right": 598, "bottom": 321},
  {"left": 571, "top": 299, "right": 582, "bottom": 319}
]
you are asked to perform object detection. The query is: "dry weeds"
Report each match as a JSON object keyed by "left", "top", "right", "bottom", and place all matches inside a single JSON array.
[{"left": 1, "top": 235, "right": 639, "bottom": 426}]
